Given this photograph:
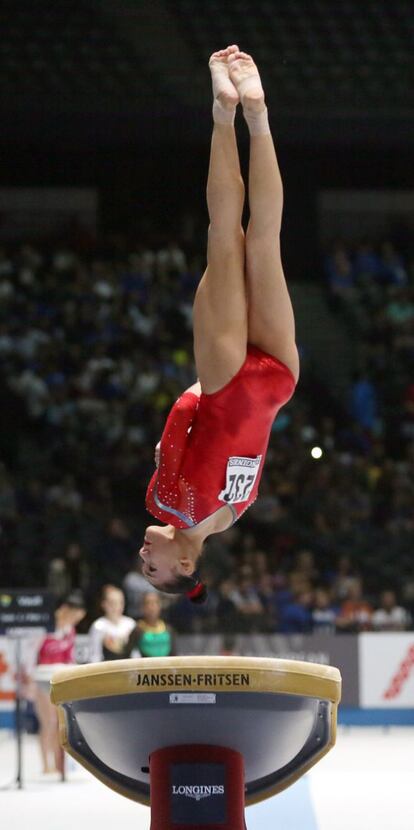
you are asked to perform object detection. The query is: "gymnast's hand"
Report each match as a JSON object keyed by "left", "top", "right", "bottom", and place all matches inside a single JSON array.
[{"left": 155, "top": 441, "right": 161, "bottom": 468}]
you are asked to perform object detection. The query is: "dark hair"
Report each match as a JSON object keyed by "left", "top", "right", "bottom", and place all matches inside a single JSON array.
[
  {"left": 157, "top": 573, "right": 208, "bottom": 605},
  {"left": 58, "top": 589, "right": 86, "bottom": 610}
]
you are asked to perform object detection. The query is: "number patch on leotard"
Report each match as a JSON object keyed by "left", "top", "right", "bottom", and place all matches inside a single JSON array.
[{"left": 218, "top": 456, "right": 262, "bottom": 504}]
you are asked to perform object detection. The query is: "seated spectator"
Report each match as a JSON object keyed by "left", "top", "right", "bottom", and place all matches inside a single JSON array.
[
  {"left": 330, "top": 555, "right": 358, "bottom": 601},
  {"left": 247, "top": 485, "right": 283, "bottom": 524},
  {"left": 385, "top": 286, "right": 414, "bottom": 328},
  {"left": 353, "top": 240, "right": 382, "bottom": 283},
  {"left": 401, "top": 578, "right": 414, "bottom": 622},
  {"left": 88, "top": 585, "right": 136, "bottom": 662},
  {"left": 371, "top": 590, "right": 411, "bottom": 631},
  {"left": 379, "top": 241, "right": 408, "bottom": 286},
  {"left": 290, "top": 548, "right": 320, "bottom": 586},
  {"left": 278, "top": 587, "right": 313, "bottom": 633},
  {"left": 155, "top": 240, "right": 187, "bottom": 275},
  {"left": 47, "top": 541, "right": 90, "bottom": 599},
  {"left": 311, "top": 588, "right": 339, "bottom": 633},
  {"left": 336, "top": 577, "right": 373, "bottom": 632},
  {"left": 64, "top": 541, "right": 90, "bottom": 593},
  {"left": 257, "top": 572, "right": 279, "bottom": 630},
  {"left": 227, "top": 566, "right": 266, "bottom": 631},
  {"left": 123, "top": 560, "right": 157, "bottom": 618},
  {"left": 124, "top": 592, "right": 176, "bottom": 658},
  {"left": 97, "top": 517, "right": 136, "bottom": 585},
  {"left": 201, "top": 530, "right": 237, "bottom": 585},
  {"left": 348, "top": 370, "right": 378, "bottom": 433},
  {"left": 325, "top": 245, "right": 355, "bottom": 301},
  {"left": 47, "top": 558, "right": 69, "bottom": 599},
  {"left": 215, "top": 579, "right": 242, "bottom": 631},
  {"left": 46, "top": 475, "right": 82, "bottom": 513}
]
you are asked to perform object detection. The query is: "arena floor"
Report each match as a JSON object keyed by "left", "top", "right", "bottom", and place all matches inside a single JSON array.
[{"left": 1, "top": 728, "right": 413, "bottom": 830}]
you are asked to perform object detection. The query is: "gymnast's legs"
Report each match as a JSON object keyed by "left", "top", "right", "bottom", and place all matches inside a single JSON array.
[
  {"left": 193, "top": 46, "right": 299, "bottom": 394},
  {"left": 192, "top": 45, "right": 247, "bottom": 395}
]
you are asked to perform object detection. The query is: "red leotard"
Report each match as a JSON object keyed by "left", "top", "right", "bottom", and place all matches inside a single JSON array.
[{"left": 146, "top": 345, "right": 296, "bottom": 529}]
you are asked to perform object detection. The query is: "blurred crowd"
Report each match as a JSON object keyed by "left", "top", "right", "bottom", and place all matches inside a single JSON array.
[
  {"left": 325, "top": 237, "right": 414, "bottom": 455},
  {"left": 0, "top": 230, "right": 413, "bottom": 634}
]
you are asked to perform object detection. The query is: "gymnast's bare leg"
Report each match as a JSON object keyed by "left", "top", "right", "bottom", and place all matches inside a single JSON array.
[
  {"left": 228, "top": 50, "right": 300, "bottom": 382},
  {"left": 192, "top": 45, "right": 248, "bottom": 394}
]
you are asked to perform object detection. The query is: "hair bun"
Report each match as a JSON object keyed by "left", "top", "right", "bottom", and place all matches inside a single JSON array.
[{"left": 186, "top": 582, "right": 208, "bottom": 604}]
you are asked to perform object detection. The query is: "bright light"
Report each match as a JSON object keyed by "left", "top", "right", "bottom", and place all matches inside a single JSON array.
[{"left": 311, "top": 446, "right": 323, "bottom": 459}]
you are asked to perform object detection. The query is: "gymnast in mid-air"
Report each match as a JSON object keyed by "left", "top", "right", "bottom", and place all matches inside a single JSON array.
[{"left": 141, "top": 46, "right": 300, "bottom": 601}]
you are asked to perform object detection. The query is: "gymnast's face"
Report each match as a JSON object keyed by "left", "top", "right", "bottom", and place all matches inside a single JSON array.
[{"left": 139, "top": 524, "right": 195, "bottom": 588}]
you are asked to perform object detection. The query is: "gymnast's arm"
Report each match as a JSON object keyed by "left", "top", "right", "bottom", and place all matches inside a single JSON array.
[
  {"left": 149, "top": 384, "right": 201, "bottom": 509},
  {"left": 154, "top": 381, "right": 201, "bottom": 468}
]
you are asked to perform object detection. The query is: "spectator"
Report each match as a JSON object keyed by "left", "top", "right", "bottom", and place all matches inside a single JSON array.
[
  {"left": 257, "top": 572, "right": 279, "bottom": 629},
  {"left": 336, "top": 577, "right": 373, "bottom": 632},
  {"left": 379, "top": 241, "right": 408, "bottom": 286},
  {"left": 331, "top": 556, "right": 357, "bottom": 602},
  {"left": 311, "top": 588, "right": 339, "bottom": 633},
  {"left": 46, "top": 475, "right": 82, "bottom": 513},
  {"left": 385, "top": 286, "right": 414, "bottom": 328},
  {"left": 371, "top": 590, "right": 411, "bottom": 631},
  {"left": 97, "top": 517, "right": 136, "bottom": 585},
  {"left": 64, "top": 541, "right": 90, "bottom": 591},
  {"left": 123, "top": 560, "right": 157, "bottom": 618},
  {"left": 278, "top": 587, "right": 313, "bottom": 633},
  {"left": 215, "top": 579, "right": 242, "bottom": 631},
  {"left": 354, "top": 240, "right": 382, "bottom": 283},
  {"left": 47, "top": 558, "right": 70, "bottom": 599},
  {"left": 325, "top": 245, "right": 355, "bottom": 302},
  {"left": 88, "top": 585, "right": 136, "bottom": 662},
  {"left": 290, "top": 549, "right": 320, "bottom": 586},
  {"left": 348, "top": 371, "right": 378, "bottom": 433},
  {"left": 46, "top": 542, "right": 90, "bottom": 599},
  {"left": 227, "top": 567, "right": 266, "bottom": 631},
  {"left": 125, "top": 592, "right": 176, "bottom": 658}
]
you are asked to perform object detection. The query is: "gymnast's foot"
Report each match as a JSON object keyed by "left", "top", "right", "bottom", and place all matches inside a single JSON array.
[
  {"left": 228, "top": 51, "right": 265, "bottom": 113},
  {"left": 228, "top": 50, "right": 270, "bottom": 134},
  {"left": 209, "top": 45, "right": 239, "bottom": 124}
]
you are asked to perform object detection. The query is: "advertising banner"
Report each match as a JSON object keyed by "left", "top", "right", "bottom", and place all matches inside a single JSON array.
[
  {"left": 0, "top": 589, "right": 54, "bottom": 634},
  {"left": 177, "top": 633, "right": 359, "bottom": 706},
  {"left": 360, "top": 633, "right": 414, "bottom": 708}
]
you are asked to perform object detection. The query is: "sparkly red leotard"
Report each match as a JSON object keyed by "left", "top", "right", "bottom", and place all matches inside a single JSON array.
[{"left": 146, "top": 345, "right": 296, "bottom": 529}]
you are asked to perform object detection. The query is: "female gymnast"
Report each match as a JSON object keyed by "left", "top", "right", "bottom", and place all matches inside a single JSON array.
[{"left": 141, "top": 45, "right": 300, "bottom": 602}]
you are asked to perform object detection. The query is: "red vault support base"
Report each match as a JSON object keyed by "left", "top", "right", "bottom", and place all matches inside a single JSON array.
[{"left": 150, "top": 744, "right": 246, "bottom": 830}]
